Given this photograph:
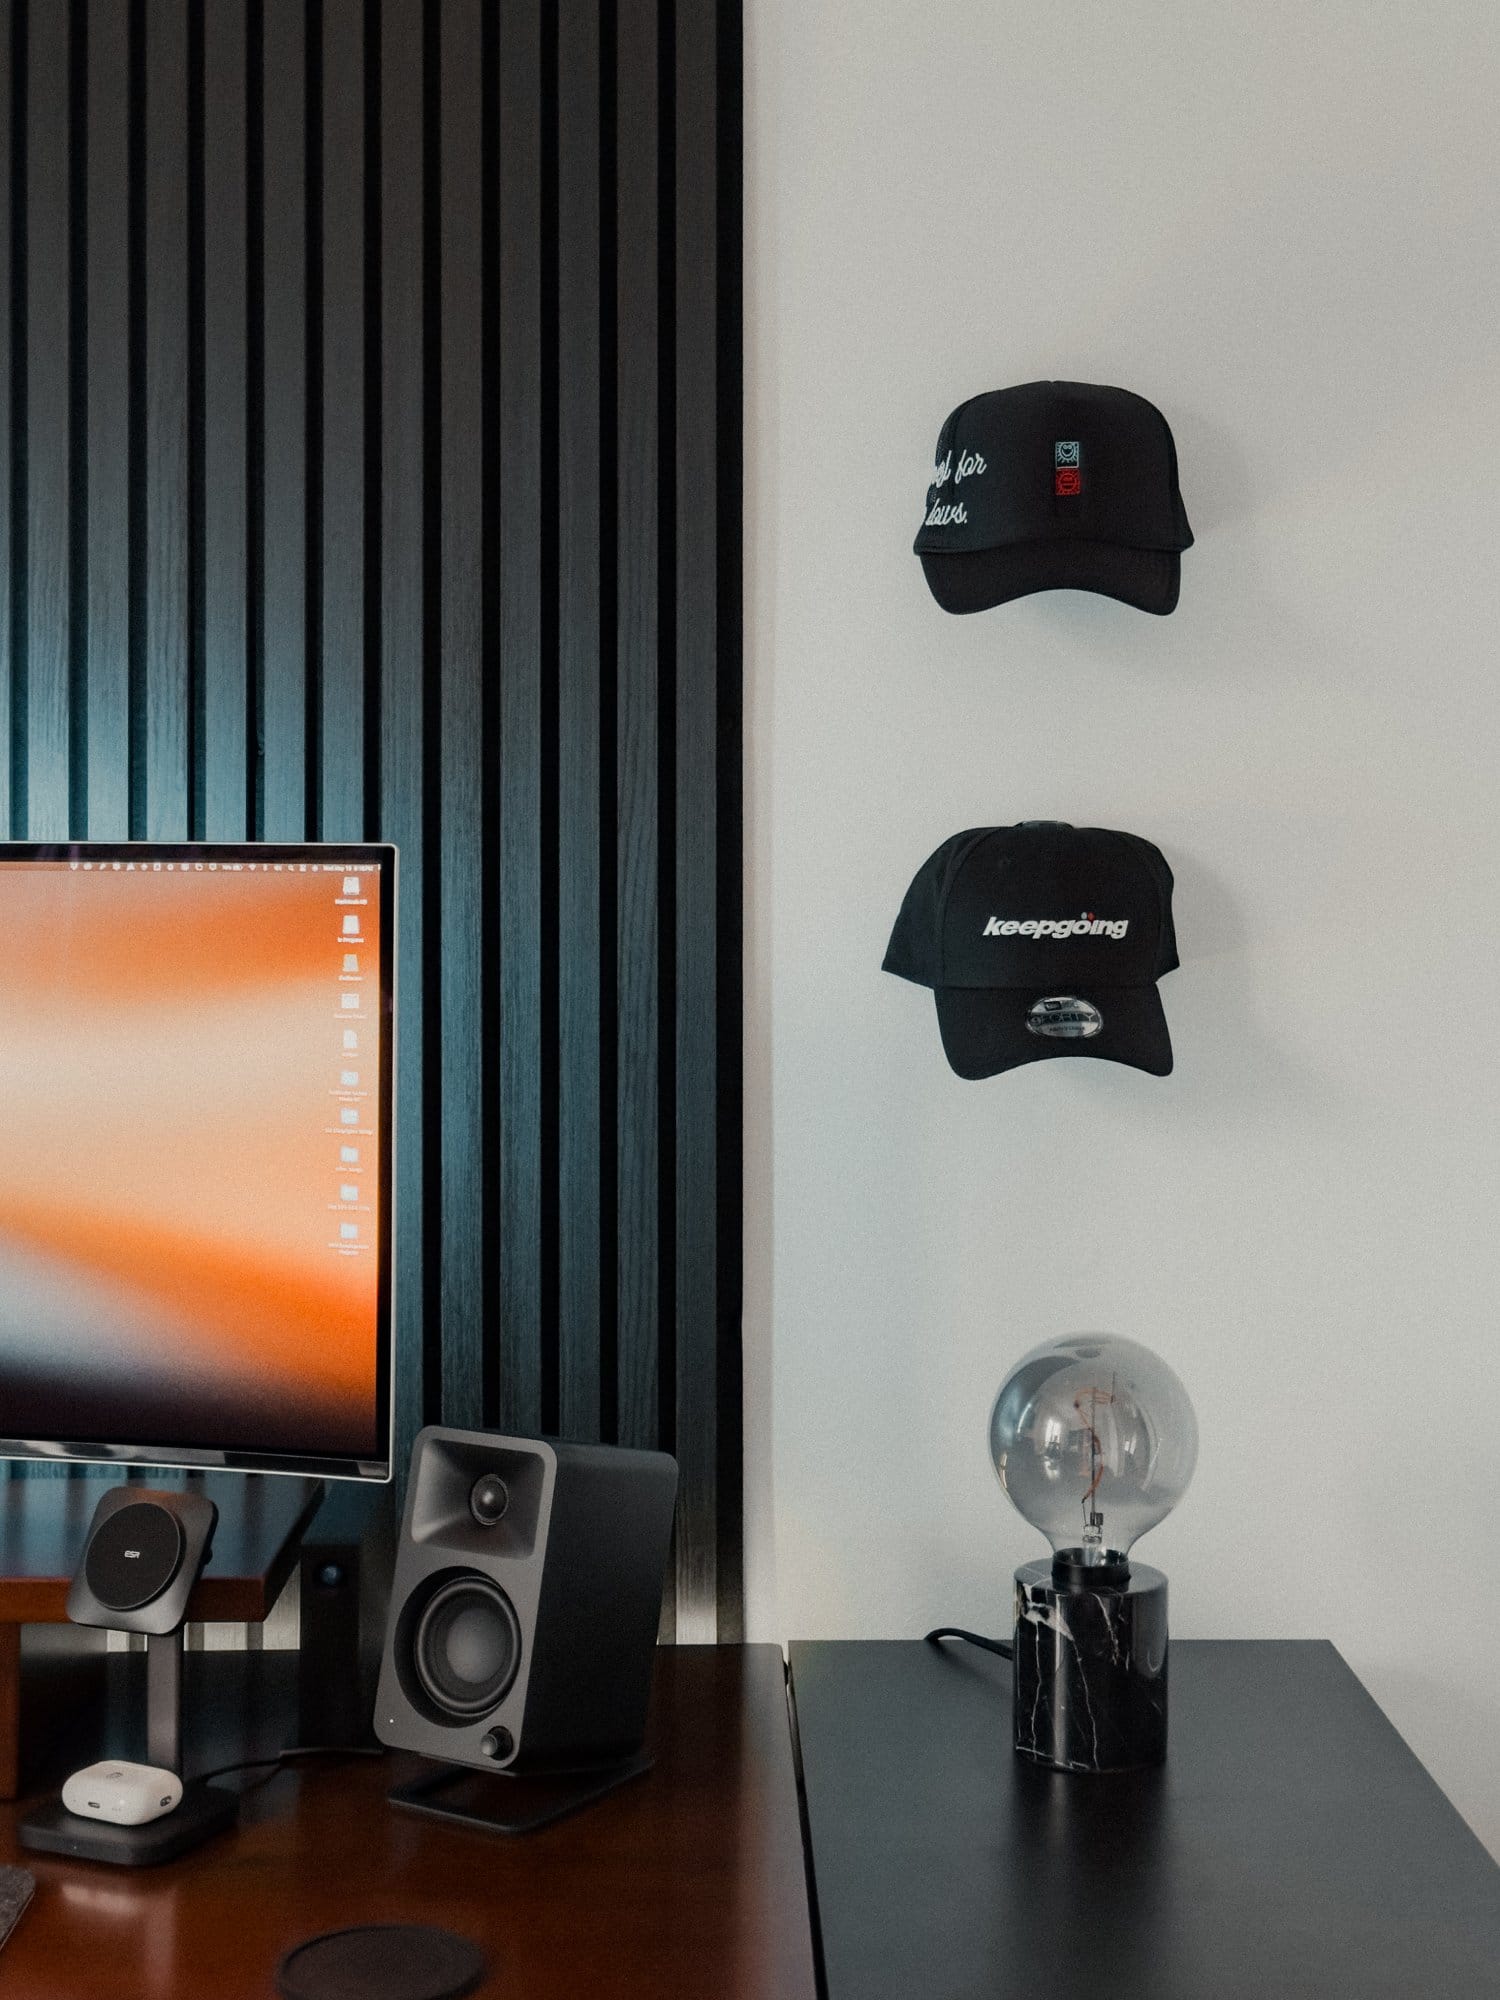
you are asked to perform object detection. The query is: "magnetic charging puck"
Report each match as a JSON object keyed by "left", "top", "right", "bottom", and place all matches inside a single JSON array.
[
  {"left": 275, "top": 1923, "right": 486, "bottom": 2000},
  {"left": 83, "top": 1501, "right": 186, "bottom": 1612}
]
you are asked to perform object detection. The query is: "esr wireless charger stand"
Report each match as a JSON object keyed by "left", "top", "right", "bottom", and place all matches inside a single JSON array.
[{"left": 20, "top": 1628, "right": 239, "bottom": 1867}]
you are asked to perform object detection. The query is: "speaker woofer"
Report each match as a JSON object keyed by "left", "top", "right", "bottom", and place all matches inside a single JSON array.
[{"left": 410, "top": 1573, "right": 521, "bottom": 1720}]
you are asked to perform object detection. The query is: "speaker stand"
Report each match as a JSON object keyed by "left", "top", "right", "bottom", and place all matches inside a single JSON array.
[
  {"left": 389, "top": 1749, "right": 654, "bottom": 1836},
  {"left": 19, "top": 1631, "right": 239, "bottom": 1867}
]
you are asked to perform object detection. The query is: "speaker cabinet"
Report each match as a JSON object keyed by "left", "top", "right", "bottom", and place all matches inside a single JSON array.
[{"left": 375, "top": 1429, "right": 678, "bottom": 1777}]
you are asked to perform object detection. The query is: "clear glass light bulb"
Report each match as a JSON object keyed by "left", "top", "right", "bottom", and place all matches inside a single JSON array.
[{"left": 987, "top": 1334, "right": 1197, "bottom": 1571}]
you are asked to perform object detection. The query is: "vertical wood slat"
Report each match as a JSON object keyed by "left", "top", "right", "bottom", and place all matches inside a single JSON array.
[
  {"left": 0, "top": 0, "right": 743, "bottom": 1630},
  {"left": 0, "top": 0, "right": 11, "bottom": 839},
  {"left": 673, "top": 0, "right": 719, "bottom": 1643},
  {"left": 259, "top": 0, "right": 304, "bottom": 840},
  {"left": 613, "top": 0, "right": 661, "bottom": 1456},
  {"left": 200, "top": 0, "right": 247, "bottom": 842},
  {"left": 436, "top": 0, "right": 484, "bottom": 1432},
  {"left": 86, "top": 0, "right": 131, "bottom": 840},
  {"left": 714, "top": 0, "right": 745, "bottom": 1643},
  {"left": 555, "top": 0, "right": 602, "bottom": 1442},
  {"left": 318, "top": 0, "right": 363, "bottom": 841},
  {"left": 497, "top": 0, "right": 544, "bottom": 1436},
  {"left": 380, "top": 0, "right": 427, "bottom": 1467},
  {"left": 23, "top": 0, "right": 69, "bottom": 839},
  {"left": 143, "top": 0, "right": 189, "bottom": 840}
]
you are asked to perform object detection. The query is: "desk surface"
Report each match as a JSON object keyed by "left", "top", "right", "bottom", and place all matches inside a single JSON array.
[
  {"left": 791, "top": 1638, "right": 1500, "bottom": 2000},
  {"left": 0, "top": 1644, "right": 817, "bottom": 2000}
]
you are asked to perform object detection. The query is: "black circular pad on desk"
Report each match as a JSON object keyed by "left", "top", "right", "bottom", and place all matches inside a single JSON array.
[
  {"left": 83, "top": 1501, "right": 186, "bottom": 1611},
  {"left": 276, "top": 1924, "right": 486, "bottom": 2000}
]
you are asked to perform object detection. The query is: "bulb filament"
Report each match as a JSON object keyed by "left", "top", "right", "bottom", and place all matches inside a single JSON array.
[{"left": 1074, "top": 1381, "right": 1118, "bottom": 1551}]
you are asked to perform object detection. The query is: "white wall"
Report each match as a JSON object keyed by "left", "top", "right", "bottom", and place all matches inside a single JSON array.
[{"left": 744, "top": 0, "right": 1500, "bottom": 1859}]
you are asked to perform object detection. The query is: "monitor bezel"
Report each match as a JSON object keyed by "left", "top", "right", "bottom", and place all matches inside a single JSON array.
[{"left": 0, "top": 839, "right": 397, "bottom": 1484}]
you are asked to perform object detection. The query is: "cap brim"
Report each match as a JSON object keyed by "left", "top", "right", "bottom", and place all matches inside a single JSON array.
[
  {"left": 919, "top": 540, "right": 1181, "bottom": 616},
  {"left": 934, "top": 985, "right": 1173, "bottom": 1081}
]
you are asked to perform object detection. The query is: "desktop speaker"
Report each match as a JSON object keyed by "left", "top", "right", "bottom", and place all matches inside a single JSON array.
[
  {"left": 375, "top": 1429, "right": 678, "bottom": 1776},
  {"left": 66, "top": 1487, "right": 217, "bottom": 1636}
]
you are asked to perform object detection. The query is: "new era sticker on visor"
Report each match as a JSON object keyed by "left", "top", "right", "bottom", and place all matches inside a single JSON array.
[{"left": 1027, "top": 996, "right": 1101, "bottom": 1039}]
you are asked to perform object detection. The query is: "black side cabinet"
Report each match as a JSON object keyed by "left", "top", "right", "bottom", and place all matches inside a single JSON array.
[{"left": 791, "top": 1639, "right": 1500, "bottom": 2000}]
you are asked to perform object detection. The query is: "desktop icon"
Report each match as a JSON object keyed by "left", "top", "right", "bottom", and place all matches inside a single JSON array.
[
  {"left": 342, "top": 954, "right": 360, "bottom": 973},
  {"left": 340, "top": 1184, "right": 360, "bottom": 1204},
  {"left": 341, "top": 994, "right": 360, "bottom": 1010},
  {"left": 340, "top": 1108, "right": 359, "bottom": 1127},
  {"left": 340, "top": 1146, "right": 360, "bottom": 1165},
  {"left": 341, "top": 915, "right": 361, "bottom": 937},
  {"left": 342, "top": 1030, "right": 359, "bottom": 1050},
  {"left": 340, "top": 1223, "right": 359, "bottom": 1242},
  {"left": 341, "top": 1070, "right": 360, "bottom": 1088},
  {"left": 342, "top": 876, "right": 361, "bottom": 896}
]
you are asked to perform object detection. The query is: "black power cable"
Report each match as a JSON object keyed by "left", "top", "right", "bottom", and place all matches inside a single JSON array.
[
  {"left": 923, "top": 1626, "right": 1012, "bottom": 1661},
  {"left": 197, "top": 1745, "right": 384, "bottom": 1794}
]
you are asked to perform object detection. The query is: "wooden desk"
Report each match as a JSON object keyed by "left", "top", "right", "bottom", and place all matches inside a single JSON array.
[
  {"left": 791, "top": 1638, "right": 1500, "bottom": 2000},
  {"left": 0, "top": 1474, "right": 323, "bottom": 1800},
  {"left": 0, "top": 1644, "right": 817, "bottom": 1999}
]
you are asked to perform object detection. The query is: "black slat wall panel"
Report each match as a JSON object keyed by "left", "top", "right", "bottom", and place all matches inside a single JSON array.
[
  {"left": 0, "top": 3, "right": 11, "bottom": 845},
  {"left": 143, "top": 0, "right": 190, "bottom": 841},
  {"left": 86, "top": 0, "right": 131, "bottom": 844},
  {"left": 496, "top": 0, "right": 545, "bottom": 1444},
  {"left": 200, "top": 0, "right": 248, "bottom": 843},
  {"left": 436, "top": 0, "right": 484, "bottom": 1434},
  {"left": 23, "top": 0, "right": 66, "bottom": 840},
  {"left": 556, "top": 0, "right": 601, "bottom": 1448},
  {"left": 0, "top": 0, "right": 743, "bottom": 1638}
]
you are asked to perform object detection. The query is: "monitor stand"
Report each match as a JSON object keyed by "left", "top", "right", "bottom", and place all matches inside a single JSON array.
[{"left": 19, "top": 1629, "right": 240, "bottom": 1865}]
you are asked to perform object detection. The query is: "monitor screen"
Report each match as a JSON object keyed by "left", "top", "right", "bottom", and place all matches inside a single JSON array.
[{"left": 0, "top": 844, "right": 395, "bottom": 1480}]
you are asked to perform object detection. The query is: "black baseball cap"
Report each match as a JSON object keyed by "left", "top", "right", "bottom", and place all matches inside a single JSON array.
[
  {"left": 914, "top": 382, "right": 1192, "bottom": 615},
  {"left": 883, "top": 821, "right": 1179, "bottom": 1079}
]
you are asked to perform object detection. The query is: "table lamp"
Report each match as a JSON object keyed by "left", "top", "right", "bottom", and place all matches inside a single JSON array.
[{"left": 988, "top": 1333, "right": 1197, "bottom": 1772}]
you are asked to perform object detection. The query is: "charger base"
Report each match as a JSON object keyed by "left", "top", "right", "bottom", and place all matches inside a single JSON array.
[{"left": 18, "top": 1780, "right": 239, "bottom": 1866}]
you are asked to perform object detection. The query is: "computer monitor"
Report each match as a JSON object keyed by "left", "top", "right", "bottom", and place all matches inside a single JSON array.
[{"left": 0, "top": 843, "right": 395, "bottom": 1481}]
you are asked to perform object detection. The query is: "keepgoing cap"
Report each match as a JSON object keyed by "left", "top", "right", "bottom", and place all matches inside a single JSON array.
[
  {"left": 883, "top": 821, "right": 1179, "bottom": 1079},
  {"left": 914, "top": 382, "right": 1192, "bottom": 615}
]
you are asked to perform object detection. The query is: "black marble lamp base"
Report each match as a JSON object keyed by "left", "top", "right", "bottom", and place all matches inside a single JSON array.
[{"left": 1012, "top": 1559, "right": 1168, "bottom": 1773}]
